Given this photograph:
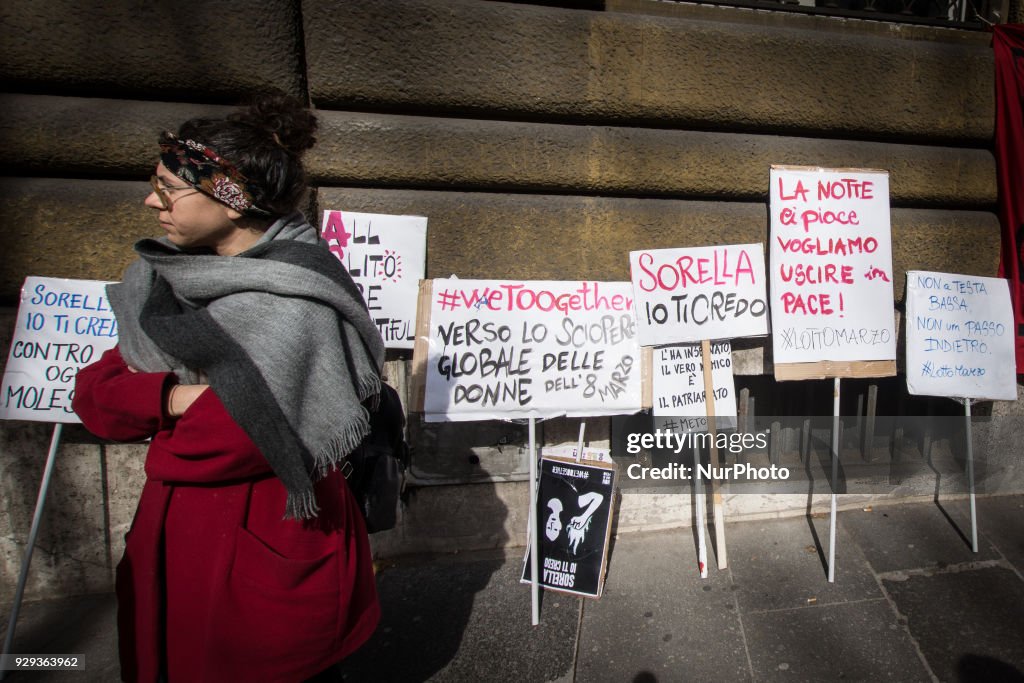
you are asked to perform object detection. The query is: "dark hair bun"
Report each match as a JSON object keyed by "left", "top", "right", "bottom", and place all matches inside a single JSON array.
[
  {"left": 174, "top": 92, "right": 318, "bottom": 216},
  {"left": 230, "top": 93, "right": 318, "bottom": 156}
]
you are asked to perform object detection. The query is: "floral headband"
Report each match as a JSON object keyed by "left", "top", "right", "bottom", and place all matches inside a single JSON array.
[{"left": 158, "top": 132, "right": 270, "bottom": 215}]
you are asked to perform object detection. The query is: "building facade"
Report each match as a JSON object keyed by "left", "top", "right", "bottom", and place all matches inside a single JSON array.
[{"left": 0, "top": 0, "right": 1019, "bottom": 604}]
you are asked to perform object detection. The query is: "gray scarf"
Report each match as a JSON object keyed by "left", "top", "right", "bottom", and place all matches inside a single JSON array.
[{"left": 108, "top": 212, "right": 385, "bottom": 519}]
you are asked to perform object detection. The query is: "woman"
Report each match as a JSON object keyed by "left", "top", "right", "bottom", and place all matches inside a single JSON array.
[{"left": 73, "top": 95, "right": 384, "bottom": 682}]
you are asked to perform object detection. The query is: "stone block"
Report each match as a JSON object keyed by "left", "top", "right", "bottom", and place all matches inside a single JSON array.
[
  {"left": 370, "top": 480, "right": 528, "bottom": 558},
  {"left": 0, "top": 94, "right": 230, "bottom": 176},
  {"left": 0, "top": 0, "right": 303, "bottom": 99},
  {"left": 0, "top": 432, "right": 111, "bottom": 607},
  {"left": 542, "top": 415, "right": 611, "bottom": 450},
  {"left": 408, "top": 417, "right": 530, "bottom": 483},
  {"left": 103, "top": 444, "right": 147, "bottom": 562},
  {"left": 0, "top": 178, "right": 154, "bottom": 304},
  {"left": 309, "top": 110, "right": 996, "bottom": 205},
  {"left": 0, "top": 96, "right": 995, "bottom": 207},
  {"left": 316, "top": 188, "right": 768, "bottom": 282},
  {"left": 889, "top": 208, "right": 1002, "bottom": 301},
  {"left": 316, "top": 188, "right": 1000, "bottom": 289},
  {"left": 304, "top": 0, "right": 992, "bottom": 141}
]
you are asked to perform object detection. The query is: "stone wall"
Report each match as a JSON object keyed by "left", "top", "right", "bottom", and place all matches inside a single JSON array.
[{"left": 0, "top": 0, "right": 1014, "bottom": 604}]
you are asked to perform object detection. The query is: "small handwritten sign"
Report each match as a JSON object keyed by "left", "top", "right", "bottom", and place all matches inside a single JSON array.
[
  {"left": 1, "top": 277, "right": 118, "bottom": 423},
  {"left": 422, "top": 279, "right": 642, "bottom": 421},
  {"left": 321, "top": 210, "right": 427, "bottom": 349},
  {"left": 629, "top": 244, "right": 769, "bottom": 346},
  {"left": 522, "top": 456, "right": 616, "bottom": 598},
  {"left": 652, "top": 341, "right": 736, "bottom": 418},
  {"left": 906, "top": 271, "right": 1016, "bottom": 401},
  {"left": 769, "top": 167, "right": 896, "bottom": 365},
  {"left": 541, "top": 445, "right": 613, "bottom": 464}
]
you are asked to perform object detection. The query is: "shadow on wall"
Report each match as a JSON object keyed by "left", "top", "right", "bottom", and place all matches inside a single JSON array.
[{"left": 0, "top": 421, "right": 115, "bottom": 609}]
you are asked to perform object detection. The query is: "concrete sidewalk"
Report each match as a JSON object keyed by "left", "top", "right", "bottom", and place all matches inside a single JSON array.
[{"left": 3, "top": 494, "right": 1023, "bottom": 682}]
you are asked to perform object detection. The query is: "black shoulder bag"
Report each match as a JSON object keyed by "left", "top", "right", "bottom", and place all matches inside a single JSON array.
[{"left": 342, "top": 382, "right": 410, "bottom": 533}]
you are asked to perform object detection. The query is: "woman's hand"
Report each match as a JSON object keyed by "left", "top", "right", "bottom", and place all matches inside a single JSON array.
[{"left": 166, "top": 384, "right": 209, "bottom": 418}]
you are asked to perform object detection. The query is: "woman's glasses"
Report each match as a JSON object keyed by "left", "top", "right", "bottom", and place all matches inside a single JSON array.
[{"left": 150, "top": 175, "right": 199, "bottom": 210}]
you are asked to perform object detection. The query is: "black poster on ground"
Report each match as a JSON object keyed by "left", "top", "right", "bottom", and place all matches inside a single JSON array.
[{"left": 522, "top": 456, "right": 616, "bottom": 598}]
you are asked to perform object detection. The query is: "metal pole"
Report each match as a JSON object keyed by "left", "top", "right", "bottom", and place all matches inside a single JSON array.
[
  {"left": 1, "top": 423, "right": 64, "bottom": 681},
  {"left": 575, "top": 422, "right": 585, "bottom": 464},
  {"left": 828, "top": 378, "right": 840, "bottom": 583},
  {"left": 528, "top": 417, "right": 540, "bottom": 625},
  {"left": 964, "top": 400, "right": 978, "bottom": 553}
]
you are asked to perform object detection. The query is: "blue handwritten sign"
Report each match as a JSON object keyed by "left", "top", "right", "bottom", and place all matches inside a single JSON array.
[
  {"left": 905, "top": 271, "right": 1016, "bottom": 401},
  {"left": 1, "top": 277, "right": 118, "bottom": 422}
]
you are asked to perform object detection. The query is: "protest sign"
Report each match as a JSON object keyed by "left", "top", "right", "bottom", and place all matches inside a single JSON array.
[
  {"left": 522, "top": 456, "right": 616, "bottom": 598},
  {"left": 653, "top": 341, "right": 736, "bottom": 419},
  {"left": 416, "top": 279, "right": 642, "bottom": 421},
  {"left": 628, "top": 246, "right": 765, "bottom": 571},
  {"left": 321, "top": 210, "right": 427, "bottom": 349},
  {"left": 629, "top": 244, "right": 769, "bottom": 346},
  {"left": 769, "top": 166, "right": 897, "bottom": 376},
  {"left": 906, "top": 271, "right": 1017, "bottom": 401},
  {"left": 1, "top": 277, "right": 118, "bottom": 423}
]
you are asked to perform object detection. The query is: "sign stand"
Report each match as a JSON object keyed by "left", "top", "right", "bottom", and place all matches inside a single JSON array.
[
  {"left": 1, "top": 277, "right": 119, "bottom": 679},
  {"left": 528, "top": 417, "right": 540, "bottom": 626},
  {"left": 414, "top": 278, "right": 641, "bottom": 623},
  {"left": 769, "top": 167, "right": 899, "bottom": 584},
  {"left": 961, "top": 398, "right": 979, "bottom": 553},
  {"left": 0, "top": 424, "right": 63, "bottom": 681},
  {"left": 904, "top": 271, "right": 1017, "bottom": 554},
  {"left": 699, "top": 340, "right": 727, "bottom": 569},
  {"left": 630, "top": 244, "right": 768, "bottom": 573}
]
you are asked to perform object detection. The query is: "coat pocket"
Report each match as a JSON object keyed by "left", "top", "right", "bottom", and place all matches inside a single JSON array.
[
  {"left": 203, "top": 526, "right": 345, "bottom": 678},
  {"left": 231, "top": 525, "right": 340, "bottom": 594}
]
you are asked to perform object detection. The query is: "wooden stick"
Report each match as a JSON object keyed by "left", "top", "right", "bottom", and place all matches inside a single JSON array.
[
  {"left": 700, "top": 339, "right": 727, "bottom": 569},
  {"left": 409, "top": 279, "right": 434, "bottom": 413}
]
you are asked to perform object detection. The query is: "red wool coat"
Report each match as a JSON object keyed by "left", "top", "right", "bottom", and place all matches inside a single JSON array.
[{"left": 73, "top": 347, "right": 380, "bottom": 682}]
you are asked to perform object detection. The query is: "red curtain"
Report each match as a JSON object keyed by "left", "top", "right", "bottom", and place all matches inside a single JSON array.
[{"left": 994, "top": 25, "right": 1024, "bottom": 374}]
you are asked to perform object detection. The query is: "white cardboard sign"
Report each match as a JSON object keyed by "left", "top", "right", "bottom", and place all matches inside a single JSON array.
[
  {"left": 906, "top": 271, "right": 1017, "bottom": 401},
  {"left": 769, "top": 167, "right": 896, "bottom": 364},
  {"left": 629, "top": 244, "right": 769, "bottom": 346},
  {"left": 321, "top": 210, "right": 427, "bottom": 349},
  {"left": 1, "top": 277, "right": 118, "bottom": 423},
  {"left": 423, "top": 279, "right": 642, "bottom": 421},
  {"left": 652, "top": 341, "right": 736, "bottom": 418}
]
